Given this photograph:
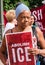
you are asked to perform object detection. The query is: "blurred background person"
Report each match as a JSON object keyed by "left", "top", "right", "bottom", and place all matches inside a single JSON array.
[
  {"left": 30, "top": 14, "right": 45, "bottom": 65},
  {"left": 0, "top": 9, "right": 17, "bottom": 65},
  {"left": 3, "top": 9, "right": 17, "bottom": 37}
]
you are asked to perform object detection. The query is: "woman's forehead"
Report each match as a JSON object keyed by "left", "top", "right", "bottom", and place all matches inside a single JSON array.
[
  {"left": 19, "top": 10, "right": 31, "bottom": 16},
  {"left": 31, "top": 16, "right": 34, "bottom": 19}
]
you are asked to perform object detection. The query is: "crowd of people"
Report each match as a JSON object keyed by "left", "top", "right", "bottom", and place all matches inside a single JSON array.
[{"left": 0, "top": 2, "right": 45, "bottom": 65}]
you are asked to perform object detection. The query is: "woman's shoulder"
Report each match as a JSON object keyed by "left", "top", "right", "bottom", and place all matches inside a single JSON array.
[{"left": 36, "top": 27, "right": 43, "bottom": 34}]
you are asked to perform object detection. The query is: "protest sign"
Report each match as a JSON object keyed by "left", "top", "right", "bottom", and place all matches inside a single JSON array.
[{"left": 5, "top": 32, "right": 36, "bottom": 65}]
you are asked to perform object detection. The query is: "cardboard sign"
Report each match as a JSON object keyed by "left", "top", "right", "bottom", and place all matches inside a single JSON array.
[{"left": 5, "top": 32, "right": 36, "bottom": 65}]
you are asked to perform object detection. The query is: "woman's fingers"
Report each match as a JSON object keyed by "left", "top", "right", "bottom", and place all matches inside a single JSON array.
[{"left": 28, "top": 48, "right": 40, "bottom": 55}]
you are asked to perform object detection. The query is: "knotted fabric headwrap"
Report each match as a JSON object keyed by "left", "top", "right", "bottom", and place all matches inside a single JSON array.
[{"left": 15, "top": 3, "right": 30, "bottom": 18}]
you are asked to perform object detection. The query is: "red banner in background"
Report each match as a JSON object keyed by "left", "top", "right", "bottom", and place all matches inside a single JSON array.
[
  {"left": 5, "top": 32, "right": 36, "bottom": 65},
  {"left": 31, "top": 4, "right": 45, "bottom": 34}
]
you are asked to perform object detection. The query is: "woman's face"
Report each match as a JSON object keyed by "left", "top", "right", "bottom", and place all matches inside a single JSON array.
[
  {"left": 12, "top": 19, "right": 17, "bottom": 25},
  {"left": 17, "top": 10, "right": 31, "bottom": 29},
  {"left": 31, "top": 16, "right": 34, "bottom": 25}
]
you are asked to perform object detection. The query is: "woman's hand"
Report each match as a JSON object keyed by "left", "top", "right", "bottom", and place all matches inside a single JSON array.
[{"left": 28, "top": 48, "right": 40, "bottom": 55}]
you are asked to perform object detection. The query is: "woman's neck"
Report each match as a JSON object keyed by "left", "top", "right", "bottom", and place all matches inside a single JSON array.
[
  {"left": 15, "top": 25, "right": 32, "bottom": 32},
  {"left": 16, "top": 25, "right": 24, "bottom": 32}
]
